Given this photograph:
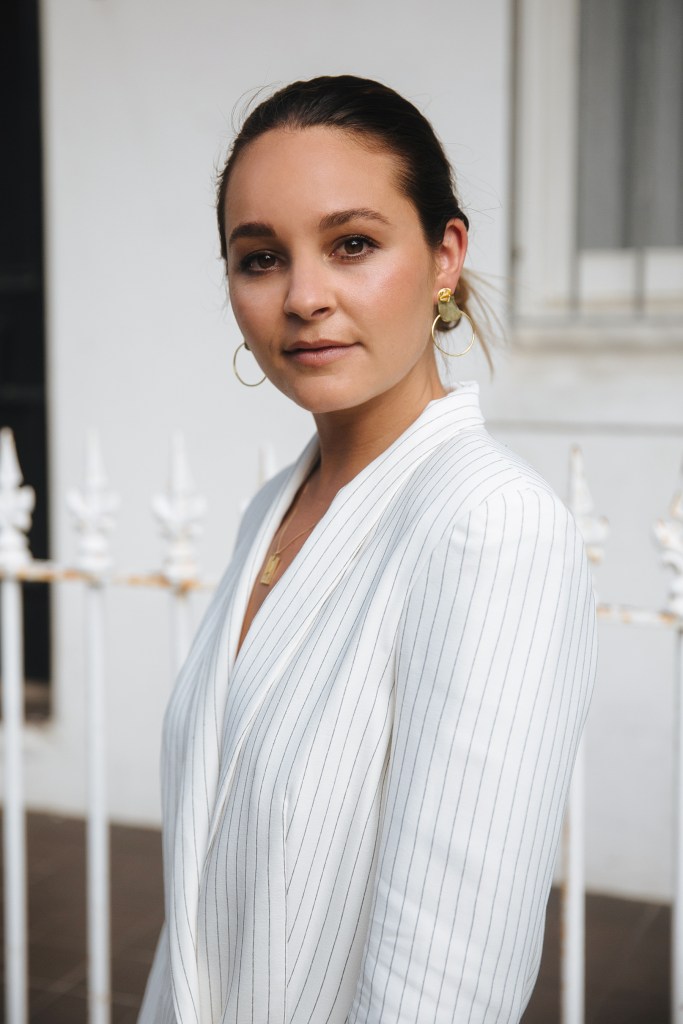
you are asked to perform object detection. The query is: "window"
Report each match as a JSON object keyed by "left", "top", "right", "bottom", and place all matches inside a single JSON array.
[{"left": 512, "top": 0, "right": 683, "bottom": 343}]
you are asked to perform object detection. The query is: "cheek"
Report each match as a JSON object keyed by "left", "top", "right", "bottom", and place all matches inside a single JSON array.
[
  {"left": 359, "top": 255, "right": 432, "bottom": 330},
  {"left": 228, "top": 283, "right": 273, "bottom": 339}
]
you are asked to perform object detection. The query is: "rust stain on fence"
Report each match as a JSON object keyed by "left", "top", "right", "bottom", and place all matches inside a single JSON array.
[
  {"left": 2, "top": 567, "right": 683, "bottom": 619},
  {"left": 596, "top": 603, "right": 681, "bottom": 628},
  {"left": 0, "top": 562, "right": 214, "bottom": 591}
]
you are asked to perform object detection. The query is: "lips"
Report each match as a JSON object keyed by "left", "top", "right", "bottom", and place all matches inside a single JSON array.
[
  {"left": 284, "top": 340, "right": 359, "bottom": 366},
  {"left": 285, "top": 339, "right": 351, "bottom": 352}
]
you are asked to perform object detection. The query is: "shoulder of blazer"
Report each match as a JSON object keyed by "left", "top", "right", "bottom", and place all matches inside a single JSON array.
[
  {"left": 384, "top": 426, "right": 574, "bottom": 573},
  {"left": 400, "top": 427, "right": 558, "bottom": 517},
  {"left": 389, "top": 449, "right": 586, "bottom": 631}
]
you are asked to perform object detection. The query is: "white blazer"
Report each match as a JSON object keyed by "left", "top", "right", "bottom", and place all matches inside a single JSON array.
[{"left": 138, "top": 380, "right": 598, "bottom": 1024}]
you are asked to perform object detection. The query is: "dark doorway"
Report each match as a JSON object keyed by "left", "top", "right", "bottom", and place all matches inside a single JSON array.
[{"left": 0, "top": 0, "right": 51, "bottom": 710}]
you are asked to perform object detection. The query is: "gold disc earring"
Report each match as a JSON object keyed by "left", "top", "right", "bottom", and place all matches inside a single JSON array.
[
  {"left": 233, "top": 341, "right": 266, "bottom": 387},
  {"left": 431, "top": 287, "right": 476, "bottom": 357}
]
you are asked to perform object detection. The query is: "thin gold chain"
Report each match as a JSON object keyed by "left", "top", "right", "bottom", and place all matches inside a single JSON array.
[
  {"left": 260, "top": 460, "right": 320, "bottom": 586},
  {"left": 272, "top": 515, "right": 315, "bottom": 558}
]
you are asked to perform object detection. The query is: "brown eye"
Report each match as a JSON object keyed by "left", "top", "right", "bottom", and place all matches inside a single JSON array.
[
  {"left": 337, "top": 235, "right": 377, "bottom": 259},
  {"left": 255, "top": 253, "right": 277, "bottom": 270},
  {"left": 239, "top": 251, "right": 279, "bottom": 273},
  {"left": 343, "top": 238, "right": 365, "bottom": 255}
]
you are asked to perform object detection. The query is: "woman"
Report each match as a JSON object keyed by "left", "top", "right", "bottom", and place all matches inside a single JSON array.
[{"left": 139, "top": 76, "right": 597, "bottom": 1024}]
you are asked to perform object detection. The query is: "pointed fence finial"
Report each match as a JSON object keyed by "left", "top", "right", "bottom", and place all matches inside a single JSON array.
[
  {"left": 568, "top": 445, "right": 609, "bottom": 566},
  {"left": 66, "top": 429, "right": 120, "bottom": 574},
  {"left": 0, "top": 428, "right": 35, "bottom": 571},
  {"left": 152, "top": 431, "right": 207, "bottom": 586},
  {"left": 653, "top": 456, "right": 683, "bottom": 618}
]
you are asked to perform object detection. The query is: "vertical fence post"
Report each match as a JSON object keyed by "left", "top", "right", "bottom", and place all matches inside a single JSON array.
[
  {"left": 653, "top": 463, "right": 683, "bottom": 1024},
  {"left": 152, "top": 432, "right": 206, "bottom": 677},
  {"left": 0, "top": 428, "right": 35, "bottom": 1024},
  {"left": 85, "top": 576, "right": 108, "bottom": 1024},
  {"left": 67, "top": 429, "right": 119, "bottom": 1024},
  {"left": 561, "top": 741, "right": 586, "bottom": 1024},
  {"left": 675, "top": 626, "right": 683, "bottom": 1024},
  {"left": 562, "top": 446, "right": 609, "bottom": 1024}
]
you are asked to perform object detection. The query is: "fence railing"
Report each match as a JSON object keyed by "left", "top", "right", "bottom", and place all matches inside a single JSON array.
[{"left": 1, "top": 426, "right": 682, "bottom": 1024}]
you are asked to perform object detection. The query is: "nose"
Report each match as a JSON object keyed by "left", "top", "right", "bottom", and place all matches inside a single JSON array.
[{"left": 282, "top": 256, "right": 335, "bottom": 321}]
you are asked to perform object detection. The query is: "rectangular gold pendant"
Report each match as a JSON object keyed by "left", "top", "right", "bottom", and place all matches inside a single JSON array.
[{"left": 260, "top": 553, "right": 280, "bottom": 586}]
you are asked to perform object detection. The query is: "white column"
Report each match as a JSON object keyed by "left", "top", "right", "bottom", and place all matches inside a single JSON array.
[
  {"left": 67, "top": 429, "right": 119, "bottom": 1024},
  {"left": 152, "top": 431, "right": 206, "bottom": 677},
  {"left": 0, "top": 428, "right": 35, "bottom": 1024}
]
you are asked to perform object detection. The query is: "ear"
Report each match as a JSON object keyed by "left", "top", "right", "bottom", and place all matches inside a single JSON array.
[{"left": 433, "top": 218, "right": 468, "bottom": 296}]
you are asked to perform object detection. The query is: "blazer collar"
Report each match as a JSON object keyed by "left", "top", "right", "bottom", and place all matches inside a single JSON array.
[{"left": 228, "top": 379, "right": 484, "bottom": 676}]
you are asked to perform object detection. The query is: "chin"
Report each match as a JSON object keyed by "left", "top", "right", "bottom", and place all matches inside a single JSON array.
[{"left": 281, "top": 377, "right": 376, "bottom": 416}]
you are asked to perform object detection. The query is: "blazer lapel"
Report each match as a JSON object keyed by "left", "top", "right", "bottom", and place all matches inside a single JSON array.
[
  {"left": 226, "top": 433, "right": 320, "bottom": 679},
  {"left": 205, "top": 380, "right": 486, "bottom": 853}
]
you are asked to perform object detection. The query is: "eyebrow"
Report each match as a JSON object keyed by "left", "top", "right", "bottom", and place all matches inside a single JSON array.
[
  {"left": 318, "top": 208, "right": 391, "bottom": 230},
  {"left": 228, "top": 208, "right": 391, "bottom": 246}
]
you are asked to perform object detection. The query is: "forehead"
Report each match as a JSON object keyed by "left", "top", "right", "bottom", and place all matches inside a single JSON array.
[{"left": 224, "top": 126, "right": 412, "bottom": 227}]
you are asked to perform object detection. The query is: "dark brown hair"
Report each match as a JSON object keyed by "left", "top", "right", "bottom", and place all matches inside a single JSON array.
[{"left": 216, "top": 75, "right": 494, "bottom": 371}]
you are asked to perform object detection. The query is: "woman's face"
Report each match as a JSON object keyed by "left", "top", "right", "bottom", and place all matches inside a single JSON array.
[{"left": 224, "top": 126, "right": 466, "bottom": 414}]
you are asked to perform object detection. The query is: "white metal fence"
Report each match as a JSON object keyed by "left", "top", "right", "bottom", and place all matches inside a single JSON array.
[{"left": 1, "top": 426, "right": 682, "bottom": 1024}]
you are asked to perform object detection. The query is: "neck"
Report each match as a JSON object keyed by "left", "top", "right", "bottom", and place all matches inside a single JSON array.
[{"left": 309, "top": 370, "right": 448, "bottom": 498}]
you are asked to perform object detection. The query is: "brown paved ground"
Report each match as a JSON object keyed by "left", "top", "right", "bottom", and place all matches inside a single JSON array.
[{"left": 0, "top": 813, "right": 671, "bottom": 1022}]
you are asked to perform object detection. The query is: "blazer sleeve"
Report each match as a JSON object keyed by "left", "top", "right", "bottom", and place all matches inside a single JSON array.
[{"left": 346, "top": 483, "right": 598, "bottom": 1024}]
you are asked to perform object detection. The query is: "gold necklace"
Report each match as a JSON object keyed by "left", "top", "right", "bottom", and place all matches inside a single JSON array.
[{"left": 260, "top": 466, "right": 319, "bottom": 586}]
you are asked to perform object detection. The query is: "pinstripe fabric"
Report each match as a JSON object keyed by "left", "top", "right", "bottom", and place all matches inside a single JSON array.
[{"left": 138, "top": 380, "right": 597, "bottom": 1024}]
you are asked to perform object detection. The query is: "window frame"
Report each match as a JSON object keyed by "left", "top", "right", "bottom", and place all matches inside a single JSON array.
[{"left": 511, "top": 0, "right": 683, "bottom": 348}]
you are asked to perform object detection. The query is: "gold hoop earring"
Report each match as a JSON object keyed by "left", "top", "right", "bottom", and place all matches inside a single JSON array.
[
  {"left": 431, "top": 287, "right": 476, "bottom": 357},
  {"left": 233, "top": 341, "right": 266, "bottom": 387}
]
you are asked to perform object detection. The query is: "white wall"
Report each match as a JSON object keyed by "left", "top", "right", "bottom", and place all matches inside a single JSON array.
[{"left": 9, "top": 0, "right": 678, "bottom": 902}]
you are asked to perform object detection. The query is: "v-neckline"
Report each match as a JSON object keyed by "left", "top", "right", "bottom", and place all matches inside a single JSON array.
[
  {"left": 229, "top": 437, "right": 322, "bottom": 674},
  {"left": 233, "top": 452, "right": 323, "bottom": 664},
  {"left": 226, "top": 380, "right": 485, "bottom": 679}
]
